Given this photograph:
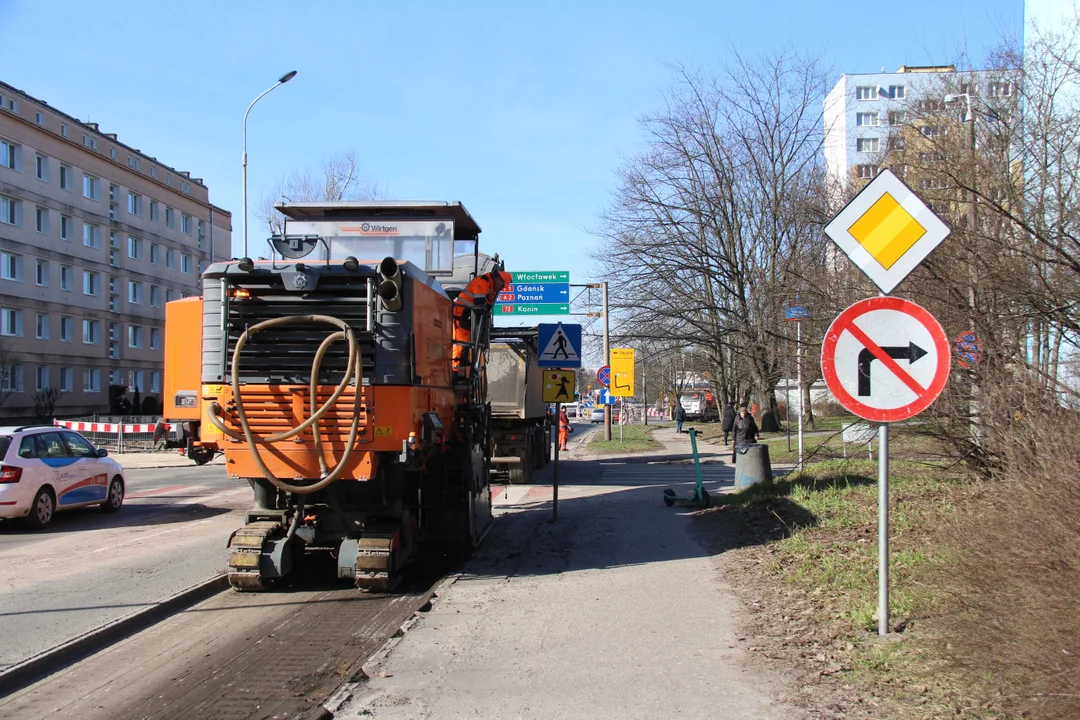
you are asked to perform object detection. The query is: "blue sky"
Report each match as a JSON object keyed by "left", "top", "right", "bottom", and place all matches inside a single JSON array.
[{"left": 0, "top": 0, "right": 1021, "bottom": 297}]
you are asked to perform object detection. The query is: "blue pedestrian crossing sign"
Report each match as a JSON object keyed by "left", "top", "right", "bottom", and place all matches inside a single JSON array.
[
  {"left": 598, "top": 389, "right": 617, "bottom": 405},
  {"left": 537, "top": 323, "right": 582, "bottom": 368}
]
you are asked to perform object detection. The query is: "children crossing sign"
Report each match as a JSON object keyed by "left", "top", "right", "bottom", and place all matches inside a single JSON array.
[{"left": 537, "top": 323, "right": 582, "bottom": 368}]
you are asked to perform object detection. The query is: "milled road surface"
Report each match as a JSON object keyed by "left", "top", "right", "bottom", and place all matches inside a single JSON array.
[{"left": 0, "top": 465, "right": 246, "bottom": 673}]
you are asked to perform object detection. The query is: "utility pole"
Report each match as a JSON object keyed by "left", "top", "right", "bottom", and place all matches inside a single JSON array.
[{"left": 602, "top": 281, "right": 611, "bottom": 441}]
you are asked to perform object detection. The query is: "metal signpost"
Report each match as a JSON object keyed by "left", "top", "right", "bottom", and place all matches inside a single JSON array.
[
  {"left": 785, "top": 306, "right": 811, "bottom": 469},
  {"left": 822, "top": 168, "right": 952, "bottom": 636},
  {"left": 536, "top": 324, "right": 582, "bottom": 522}
]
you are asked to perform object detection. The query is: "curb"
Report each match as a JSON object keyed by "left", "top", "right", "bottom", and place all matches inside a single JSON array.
[{"left": 0, "top": 574, "right": 228, "bottom": 698}]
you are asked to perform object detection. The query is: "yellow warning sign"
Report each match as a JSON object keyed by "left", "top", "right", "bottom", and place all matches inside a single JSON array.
[
  {"left": 823, "top": 168, "right": 951, "bottom": 295},
  {"left": 542, "top": 370, "right": 576, "bottom": 403},
  {"left": 848, "top": 192, "right": 927, "bottom": 270},
  {"left": 374, "top": 426, "right": 393, "bottom": 436},
  {"left": 610, "top": 348, "right": 635, "bottom": 397}
]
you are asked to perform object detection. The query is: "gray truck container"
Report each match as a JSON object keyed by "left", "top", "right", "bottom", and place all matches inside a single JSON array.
[{"left": 488, "top": 329, "right": 551, "bottom": 483}]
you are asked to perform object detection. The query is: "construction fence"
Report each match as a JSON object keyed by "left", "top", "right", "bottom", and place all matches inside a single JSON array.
[{"left": 52, "top": 419, "right": 180, "bottom": 453}]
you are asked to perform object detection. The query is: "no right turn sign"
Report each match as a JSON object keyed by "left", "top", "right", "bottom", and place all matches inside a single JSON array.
[{"left": 821, "top": 297, "right": 950, "bottom": 422}]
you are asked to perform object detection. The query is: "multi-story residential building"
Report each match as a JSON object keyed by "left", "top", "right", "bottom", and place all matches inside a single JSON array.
[
  {"left": 824, "top": 65, "right": 1007, "bottom": 193},
  {"left": 0, "top": 80, "right": 231, "bottom": 420}
]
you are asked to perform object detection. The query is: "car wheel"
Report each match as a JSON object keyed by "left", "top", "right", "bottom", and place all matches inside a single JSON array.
[
  {"left": 25, "top": 487, "right": 55, "bottom": 530},
  {"left": 101, "top": 476, "right": 124, "bottom": 512}
]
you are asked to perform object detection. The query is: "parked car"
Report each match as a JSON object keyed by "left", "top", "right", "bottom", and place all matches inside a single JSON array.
[
  {"left": 0, "top": 425, "right": 125, "bottom": 529},
  {"left": 590, "top": 408, "right": 606, "bottom": 424}
]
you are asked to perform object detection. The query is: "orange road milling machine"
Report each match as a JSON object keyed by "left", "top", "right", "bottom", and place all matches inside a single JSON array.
[{"left": 163, "top": 202, "right": 510, "bottom": 591}]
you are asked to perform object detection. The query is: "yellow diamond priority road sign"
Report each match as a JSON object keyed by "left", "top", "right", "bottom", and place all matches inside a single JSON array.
[{"left": 824, "top": 169, "right": 950, "bottom": 294}]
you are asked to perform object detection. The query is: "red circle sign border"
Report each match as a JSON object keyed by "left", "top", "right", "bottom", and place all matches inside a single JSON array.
[
  {"left": 821, "top": 297, "right": 951, "bottom": 423},
  {"left": 597, "top": 366, "right": 611, "bottom": 387}
]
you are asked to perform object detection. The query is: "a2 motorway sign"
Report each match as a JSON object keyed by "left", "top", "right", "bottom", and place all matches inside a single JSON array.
[{"left": 821, "top": 297, "right": 950, "bottom": 423}]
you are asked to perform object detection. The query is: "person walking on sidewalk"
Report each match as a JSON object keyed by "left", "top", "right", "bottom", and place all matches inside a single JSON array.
[
  {"left": 558, "top": 408, "right": 573, "bottom": 451},
  {"left": 152, "top": 417, "right": 168, "bottom": 451},
  {"left": 721, "top": 401, "right": 736, "bottom": 444},
  {"left": 731, "top": 406, "right": 759, "bottom": 463},
  {"left": 673, "top": 402, "right": 686, "bottom": 434}
]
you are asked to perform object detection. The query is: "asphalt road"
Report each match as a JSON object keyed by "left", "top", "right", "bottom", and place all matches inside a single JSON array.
[{"left": 0, "top": 464, "right": 246, "bottom": 673}]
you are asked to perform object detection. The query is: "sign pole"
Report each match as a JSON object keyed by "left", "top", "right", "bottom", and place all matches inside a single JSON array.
[
  {"left": 797, "top": 318, "right": 804, "bottom": 471},
  {"left": 602, "top": 282, "right": 611, "bottom": 441},
  {"left": 878, "top": 422, "right": 889, "bottom": 635},
  {"left": 553, "top": 401, "right": 560, "bottom": 522}
]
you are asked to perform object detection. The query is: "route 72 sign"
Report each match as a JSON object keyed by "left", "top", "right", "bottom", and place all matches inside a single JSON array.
[{"left": 821, "top": 297, "right": 950, "bottom": 423}]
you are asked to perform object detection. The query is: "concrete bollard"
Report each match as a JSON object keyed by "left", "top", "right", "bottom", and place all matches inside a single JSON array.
[{"left": 734, "top": 443, "right": 773, "bottom": 491}]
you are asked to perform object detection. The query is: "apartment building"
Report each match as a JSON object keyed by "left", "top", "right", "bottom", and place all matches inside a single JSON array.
[
  {"left": 823, "top": 65, "right": 1009, "bottom": 193},
  {"left": 0, "top": 80, "right": 232, "bottom": 420}
]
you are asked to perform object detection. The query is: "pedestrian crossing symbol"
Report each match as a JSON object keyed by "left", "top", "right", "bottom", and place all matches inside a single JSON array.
[{"left": 537, "top": 323, "right": 582, "bottom": 368}]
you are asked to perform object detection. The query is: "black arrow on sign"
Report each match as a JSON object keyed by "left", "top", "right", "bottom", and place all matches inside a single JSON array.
[{"left": 857, "top": 342, "right": 928, "bottom": 396}]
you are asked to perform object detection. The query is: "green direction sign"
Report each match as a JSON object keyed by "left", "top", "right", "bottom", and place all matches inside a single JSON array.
[
  {"left": 495, "top": 303, "right": 570, "bottom": 315},
  {"left": 510, "top": 271, "right": 569, "bottom": 283}
]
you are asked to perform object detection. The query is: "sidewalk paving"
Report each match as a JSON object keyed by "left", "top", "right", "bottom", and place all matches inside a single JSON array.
[
  {"left": 109, "top": 450, "right": 224, "bottom": 470},
  {"left": 336, "top": 426, "right": 804, "bottom": 719}
]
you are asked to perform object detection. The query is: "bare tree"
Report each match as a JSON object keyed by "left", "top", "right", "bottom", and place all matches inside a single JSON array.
[
  {"left": 0, "top": 340, "right": 19, "bottom": 409},
  {"left": 256, "top": 150, "right": 387, "bottom": 239},
  {"left": 33, "top": 387, "right": 62, "bottom": 422}
]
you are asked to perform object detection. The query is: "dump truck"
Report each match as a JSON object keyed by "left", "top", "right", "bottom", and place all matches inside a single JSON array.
[{"left": 488, "top": 327, "right": 552, "bottom": 484}]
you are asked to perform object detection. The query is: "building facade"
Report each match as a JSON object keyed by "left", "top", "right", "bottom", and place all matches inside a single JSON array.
[
  {"left": 0, "top": 80, "right": 231, "bottom": 420},
  {"left": 824, "top": 65, "right": 1007, "bottom": 193}
]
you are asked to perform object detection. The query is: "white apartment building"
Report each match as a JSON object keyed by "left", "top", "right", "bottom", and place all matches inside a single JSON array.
[
  {"left": 0, "top": 80, "right": 231, "bottom": 420},
  {"left": 823, "top": 65, "right": 1008, "bottom": 193}
]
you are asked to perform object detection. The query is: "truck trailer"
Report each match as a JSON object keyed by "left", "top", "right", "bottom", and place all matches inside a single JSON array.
[{"left": 487, "top": 327, "right": 552, "bottom": 484}]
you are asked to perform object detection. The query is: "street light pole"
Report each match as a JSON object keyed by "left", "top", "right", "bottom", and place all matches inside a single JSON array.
[{"left": 242, "top": 70, "right": 297, "bottom": 259}]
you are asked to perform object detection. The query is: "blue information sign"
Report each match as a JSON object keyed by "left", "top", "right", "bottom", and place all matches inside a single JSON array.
[
  {"left": 785, "top": 306, "right": 812, "bottom": 321},
  {"left": 598, "top": 389, "right": 617, "bottom": 406},
  {"left": 537, "top": 323, "right": 582, "bottom": 369}
]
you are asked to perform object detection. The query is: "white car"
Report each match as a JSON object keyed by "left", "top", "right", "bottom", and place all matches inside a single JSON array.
[
  {"left": 0, "top": 425, "right": 125, "bottom": 529},
  {"left": 590, "top": 408, "right": 606, "bottom": 423}
]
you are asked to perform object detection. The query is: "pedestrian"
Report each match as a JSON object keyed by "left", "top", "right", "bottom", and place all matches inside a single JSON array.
[
  {"left": 152, "top": 417, "right": 167, "bottom": 451},
  {"left": 731, "top": 405, "right": 760, "bottom": 463},
  {"left": 558, "top": 407, "right": 573, "bottom": 451},
  {"left": 722, "top": 401, "right": 736, "bottom": 444},
  {"left": 673, "top": 402, "right": 686, "bottom": 434}
]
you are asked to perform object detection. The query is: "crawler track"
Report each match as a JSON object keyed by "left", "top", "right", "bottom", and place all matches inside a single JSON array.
[{"left": 0, "top": 562, "right": 449, "bottom": 720}]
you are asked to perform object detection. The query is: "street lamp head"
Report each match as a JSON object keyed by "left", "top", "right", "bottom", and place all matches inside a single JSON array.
[
  {"left": 279, "top": 70, "right": 298, "bottom": 84},
  {"left": 944, "top": 94, "right": 957, "bottom": 102}
]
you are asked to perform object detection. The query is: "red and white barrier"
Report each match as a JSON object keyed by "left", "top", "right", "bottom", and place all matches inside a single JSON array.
[{"left": 55, "top": 420, "right": 171, "bottom": 434}]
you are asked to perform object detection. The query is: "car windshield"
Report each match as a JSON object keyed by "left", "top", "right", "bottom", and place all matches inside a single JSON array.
[{"left": 0, "top": 436, "right": 10, "bottom": 460}]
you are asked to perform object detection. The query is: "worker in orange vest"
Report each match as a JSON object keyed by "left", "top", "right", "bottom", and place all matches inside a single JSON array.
[
  {"left": 558, "top": 407, "right": 572, "bottom": 451},
  {"left": 452, "top": 267, "right": 511, "bottom": 378}
]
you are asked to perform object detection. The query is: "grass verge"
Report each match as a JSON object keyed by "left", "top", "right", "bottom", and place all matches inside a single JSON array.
[{"left": 581, "top": 423, "right": 664, "bottom": 455}]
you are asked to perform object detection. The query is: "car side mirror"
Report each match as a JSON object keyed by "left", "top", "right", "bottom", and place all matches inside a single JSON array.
[{"left": 96, "top": 448, "right": 109, "bottom": 458}]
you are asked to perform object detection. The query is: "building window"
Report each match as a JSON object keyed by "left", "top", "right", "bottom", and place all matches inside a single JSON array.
[
  {"left": 165, "top": 174, "right": 172, "bottom": 187},
  {"left": 35, "top": 259, "right": 48, "bottom": 287},
  {"left": 0, "top": 195, "right": 21, "bottom": 226},
  {"left": 35, "top": 366, "right": 49, "bottom": 392},
  {"left": 888, "top": 111, "right": 906, "bottom": 126},
  {"left": 855, "top": 86, "right": 876, "bottom": 101},
  {"left": 919, "top": 99, "right": 944, "bottom": 113},
  {"left": 150, "top": 370, "right": 161, "bottom": 393},
  {"left": 150, "top": 243, "right": 160, "bottom": 265},
  {"left": 856, "top": 112, "right": 879, "bottom": 127},
  {"left": 887, "top": 136, "right": 905, "bottom": 151},
  {"left": 60, "top": 316, "right": 72, "bottom": 341},
  {"left": 180, "top": 213, "right": 192, "bottom": 234},
  {"left": 35, "top": 207, "right": 48, "bottom": 234},
  {"left": 1, "top": 364, "right": 24, "bottom": 393},
  {"left": 128, "top": 370, "right": 144, "bottom": 394},
  {"left": 35, "top": 312, "right": 49, "bottom": 340},
  {"left": 60, "top": 164, "right": 72, "bottom": 190},
  {"left": 82, "top": 134, "right": 98, "bottom": 151},
  {"left": 887, "top": 85, "right": 905, "bottom": 99},
  {"left": 82, "top": 319, "right": 100, "bottom": 344},
  {"left": 128, "top": 280, "right": 143, "bottom": 304},
  {"left": 35, "top": 154, "right": 48, "bottom": 181},
  {"left": 181, "top": 254, "right": 192, "bottom": 274},
  {"left": 166, "top": 249, "right": 175, "bottom": 270},
  {"left": 855, "top": 164, "right": 879, "bottom": 179},
  {"left": 84, "top": 368, "right": 100, "bottom": 392},
  {"left": 83, "top": 270, "right": 99, "bottom": 296},
  {"left": 128, "top": 156, "right": 140, "bottom": 170},
  {"left": 60, "top": 214, "right": 72, "bottom": 241},
  {"left": 1, "top": 252, "right": 22, "bottom": 281},
  {"left": 150, "top": 327, "right": 161, "bottom": 350},
  {"left": 60, "top": 123, "right": 68, "bottom": 138},
  {"left": 127, "top": 192, "right": 142, "bottom": 216},
  {"left": 1, "top": 308, "right": 23, "bottom": 337},
  {"left": 60, "top": 265, "right": 72, "bottom": 291},
  {"left": 0, "top": 139, "right": 20, "bottom": 170},
  {"left": 150, "top": 285, "right": 161, "bottom": 307},
  {"left": 83, "top": 223, "right": 100, "bottom": 249},
  {"left": 150, "top": 166, "right": 157, "bottom": 179},
  {"left": 35, "top": 111, "right": 44, "bottom": 125},
  {"left": 166, "top": 288, "right": 176, "bottom": 302},
  {"left": 180, "top": 181, "right": 191, "bottom": 194},
  {"left": 149, "top": 201, "right": 159, "bottom": 223},
  {"left": 128, "top": 236, "right": 142, "bottom": 260},
  {"left": 920, "top": 177, "right": 948, "bottom": 190},
  {"left": 919, "top": 151, "right": 946, "bottom": 163},
  {"left": 128, "top": 325, "right": 143, "bottom": 348},
  {"left": 59, "top": 367, "right": 73, "bottom": 392},
  {"left": 83, "top": 174, "right": 98, "bottom": 200},
  {"left": 856, "top": 137, "right": 880, "bottom": 153},
  {"left": 920, "top": 125, "right": 947, "bottom": 137},
  {"left": 165, "top": 207, "right": 175, "bottom": 228}
]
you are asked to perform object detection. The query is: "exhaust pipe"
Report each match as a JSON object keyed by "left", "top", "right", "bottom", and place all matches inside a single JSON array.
[{"left": 378, "top": 256, "right": 403, "bottom": 312}]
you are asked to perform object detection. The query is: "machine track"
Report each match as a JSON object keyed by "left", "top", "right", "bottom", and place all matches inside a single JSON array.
[
  {"left": 226, "top": 520, "right": 283, "bottom": 591},
  {"left": 354, "top": 529, "right": 399, "bottom": 593}
]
